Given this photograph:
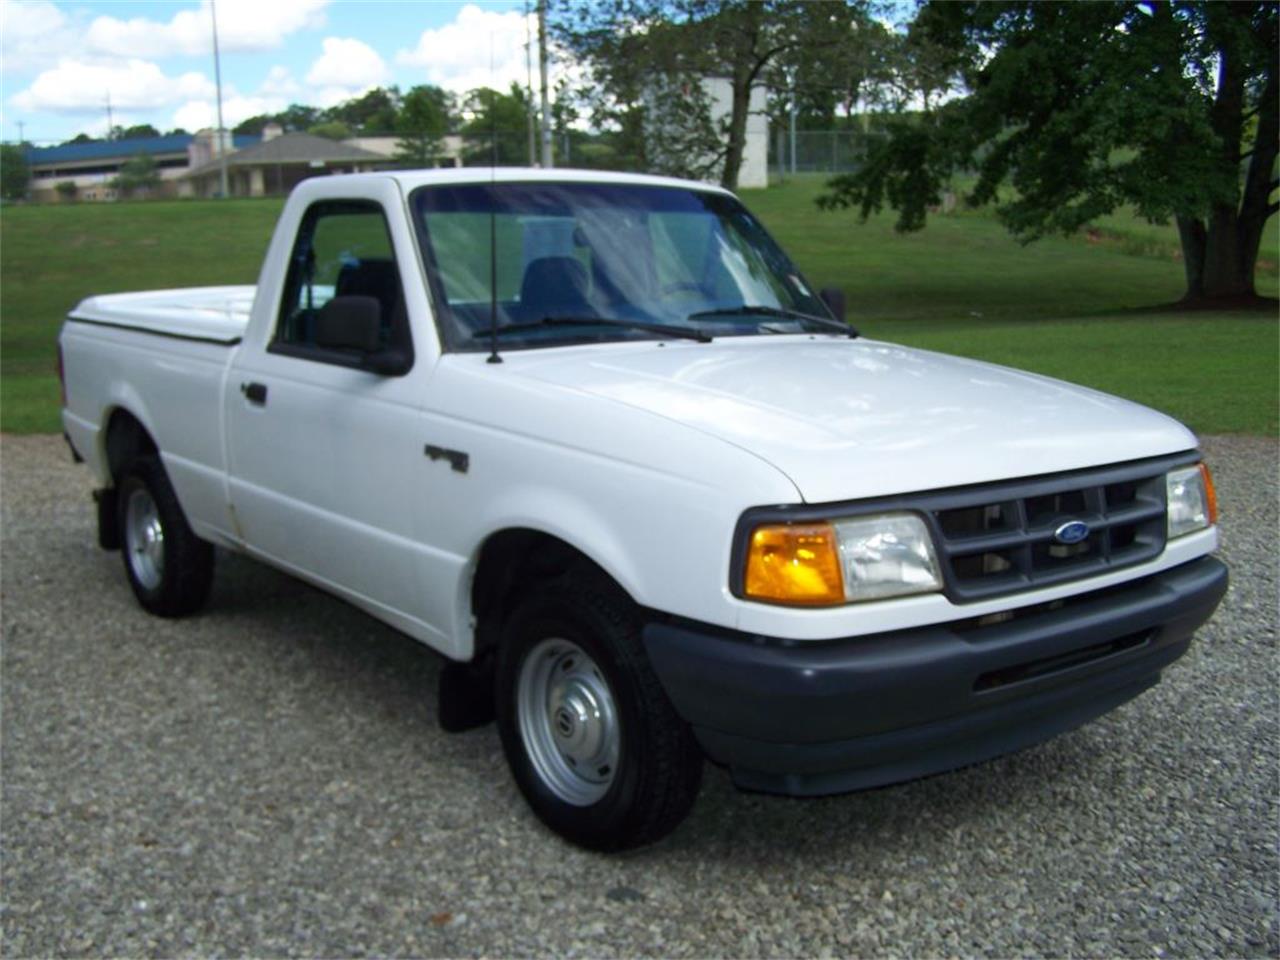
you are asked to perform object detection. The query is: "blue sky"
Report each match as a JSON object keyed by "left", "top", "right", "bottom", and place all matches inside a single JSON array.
[{"left": 1, "top": 1, "right": 537, "bottom": 144}]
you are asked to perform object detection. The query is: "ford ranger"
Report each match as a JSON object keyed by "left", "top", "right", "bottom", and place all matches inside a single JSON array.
[{"left": 58, "top": 169, "right": 1228, "bottom": 850}]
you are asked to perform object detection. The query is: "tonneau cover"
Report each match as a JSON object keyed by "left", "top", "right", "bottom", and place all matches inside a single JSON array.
[{"left": 69, "top": 286, "right": 255, "bottom": 344}]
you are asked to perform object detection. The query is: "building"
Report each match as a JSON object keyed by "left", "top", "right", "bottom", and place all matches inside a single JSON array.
[
  {"left": 645, "top": 76, "right": 769, "bottom": 189},
  {"left": 24, "top": 125, "right": 398, "bottom": 202},
  {"left": 344, "top": 134, "right": 464, "bottom": 167},
  {"left": 704, "top": 78, "right": 769, "bottom": 189},
  {"left": 182, "top": 126, "right": 386, "bottom": 198},
  {"left": 25, "top": 132, "right": 257, "bottom": 202}
]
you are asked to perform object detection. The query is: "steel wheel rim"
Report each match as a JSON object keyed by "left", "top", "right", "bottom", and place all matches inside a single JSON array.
[
  {"left": 516, "top": 637, "right": 620, "bottom": 806},
  {"left": 125, "top": 487, "right": 164, "bottom": 591}
]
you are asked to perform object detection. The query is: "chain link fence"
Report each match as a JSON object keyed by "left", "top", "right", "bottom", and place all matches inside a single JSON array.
[{"left": 771, "top": 129, "right": 890, "bottom": 179}]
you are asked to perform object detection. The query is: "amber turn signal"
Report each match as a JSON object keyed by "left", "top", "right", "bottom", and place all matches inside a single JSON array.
[
  {"left": 743, "top": 522, "right": 845, "bottom": 605},
  {"left": 1199, "top": 462, "right": 1218, "bottom": 526}
]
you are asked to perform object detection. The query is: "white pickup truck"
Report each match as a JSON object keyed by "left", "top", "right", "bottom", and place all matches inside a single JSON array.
[{"left": 60, "top": 169, "right": 1227, "bottom": 850}]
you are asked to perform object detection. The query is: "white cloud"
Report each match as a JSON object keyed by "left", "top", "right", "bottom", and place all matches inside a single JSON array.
[
  {"left": 12, "top": 58, "right": 215, "bottom": 114},
  {"left": 260, "top": 65, "right": 300, "bottom": 98},
  {"left": 395, "top": 3, "right": 535, "bottom": 95},
  {"left": 304, "top": 36, "right": 390, "bottom": 105},
  {"left": 171, "top": 93, "right": 288, "bottom": 133},
  {"left": 85, "top": 0, "right": 328, "bottom": 59},
  {"left": 0, "top": 0, "right": 82, "bottom": 74}
]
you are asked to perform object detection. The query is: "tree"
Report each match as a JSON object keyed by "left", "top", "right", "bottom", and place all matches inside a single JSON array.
[
  {"left": 55, "top": 180, "right": 78, "bottom": 202},
  {"left": 234, "top": 115, "right": 272, "bottom": 136},
  {"left": 819, "top": 1, "right": 1279, "bottom": 304},
  {"left": 277, "top": 103, "right": 321, "bottom": 132},
  {"left": 119, "top": 123, "right": 161, "bottom": 140},
  {"left": 0, "top": 143, "right": 30, "bottom": 201},
  {"left": 64, "top": 132, "right": 96, "bottom": 145},
  {"left": 555, "top": 0, "right": 870, "bottom": 189},
  {"left": 308, "top": 120, "right": 352, "bottom": 140},
  {"left": 394, "top": 84, "right": 452, "bottom": 167},
  {"left": 330, "top": 86, "right": 401, "bottom": 134},
  {"left": 112, "top": 153, "right": 160, "bottom": 198},
  {"left": 459, "top": 84, "right": 533, "bottom": 165},
  {"left": 765, "top": 9, "right": 897, "bottom": 132}
]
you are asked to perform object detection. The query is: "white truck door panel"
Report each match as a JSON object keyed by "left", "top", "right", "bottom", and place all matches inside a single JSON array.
[{"left": 224, "top": 179, "right": 444, "bottom": 631}]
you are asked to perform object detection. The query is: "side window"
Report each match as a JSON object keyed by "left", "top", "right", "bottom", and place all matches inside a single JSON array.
[{"left": 274, "top": 200, "right": 413, "bottom": 366}]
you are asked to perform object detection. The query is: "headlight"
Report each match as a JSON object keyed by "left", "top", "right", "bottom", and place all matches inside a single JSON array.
[
  {"left": 1167, "top": 463, "right": 1218, "bottom": 538},
  {"left": 834, "top": 513, "right": 944, "bottom": 602},
  {"left": 743, "top": 512, "right": 942, "bottom": 606}
]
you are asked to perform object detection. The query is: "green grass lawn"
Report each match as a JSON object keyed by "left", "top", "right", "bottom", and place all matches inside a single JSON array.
[{"left": 1, "top": 181, "right": 1276, "bottom": 434}]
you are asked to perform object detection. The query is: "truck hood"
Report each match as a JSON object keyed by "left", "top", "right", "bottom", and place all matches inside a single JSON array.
[{"left": 509, "top": 336, "right": 1198, "bottom": 503}]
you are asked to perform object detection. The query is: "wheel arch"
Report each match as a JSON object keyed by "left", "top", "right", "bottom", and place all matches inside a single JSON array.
[
  {"left": 102, "top": 405, "right": 159, "bottom": 484},
  {"left": 467, "top": 526, "right": 635, "bottom": 663}
]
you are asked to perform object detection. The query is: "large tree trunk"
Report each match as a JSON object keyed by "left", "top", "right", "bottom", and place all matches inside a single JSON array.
[
  {"left": 1199, "top": 206, "right": 1254, "bottom": 299},
  {"left": 720, "top": 68, "right": 751, "bottom": 190},
  {"left": 1177, "top": 2, "right": 1278, "bottom": 304}
]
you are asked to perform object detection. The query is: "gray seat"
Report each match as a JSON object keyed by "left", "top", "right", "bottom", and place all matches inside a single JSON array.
[{"left": 519, "top": 256, "right": 591, "bottom": 318}]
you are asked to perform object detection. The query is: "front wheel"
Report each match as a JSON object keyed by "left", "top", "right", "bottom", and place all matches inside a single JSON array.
[
  {"left": 117, "top": 456, "right": 214, "bottom": 617},
  {"left": 496, "top": 571, "right": 702, "bottom": 851}
]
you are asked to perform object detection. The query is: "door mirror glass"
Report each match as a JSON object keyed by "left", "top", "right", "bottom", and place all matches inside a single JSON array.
[{"left": 315, "top": 295, "right": 382, "bottom": 353}]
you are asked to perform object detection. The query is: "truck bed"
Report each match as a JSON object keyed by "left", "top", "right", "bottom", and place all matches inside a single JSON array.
[{"left": 70, "top": 286, "right": 256, "bottom": 344}]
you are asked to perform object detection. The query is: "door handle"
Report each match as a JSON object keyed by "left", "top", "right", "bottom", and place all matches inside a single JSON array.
[{"left": 241, "top": 382, "right": 268, "bottom": 406}]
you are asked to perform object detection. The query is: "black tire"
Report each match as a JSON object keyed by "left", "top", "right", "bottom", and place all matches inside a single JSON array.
[
  {"left": 496, "top": 569, "right": 703, "bottom": 851},
  {"left": 117, "top": 456, "right": 214, "bottom": 617}
]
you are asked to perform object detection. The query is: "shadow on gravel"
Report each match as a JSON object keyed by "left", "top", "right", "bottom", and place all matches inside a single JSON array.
[{"left": 192, "top": 546, "right": 1108, "bottom": 866}]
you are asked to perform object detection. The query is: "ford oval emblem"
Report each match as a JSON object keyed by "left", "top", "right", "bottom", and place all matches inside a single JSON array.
[{"left": 1054, "top": 520, "right": 1090, "bottom": 544}]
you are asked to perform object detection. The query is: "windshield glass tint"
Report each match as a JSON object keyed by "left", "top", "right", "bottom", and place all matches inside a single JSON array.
[{"left": 412, "top": 182, "right": 833, "bottom": 349}]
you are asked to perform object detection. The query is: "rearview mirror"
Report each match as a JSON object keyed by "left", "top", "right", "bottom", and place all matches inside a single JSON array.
[{"left": 315, "top": 295, "right": 382, "bottom": 353}]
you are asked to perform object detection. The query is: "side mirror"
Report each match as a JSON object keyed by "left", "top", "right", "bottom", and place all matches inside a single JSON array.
[
  {"left": 819, "top": 287, "right": 847, "bottom": 324},
  {"left": 315, "top": 295, "right": 382, "bottom": 353},
  {"left": 361, "top": 348, "right": 412, "bottom": 376}
]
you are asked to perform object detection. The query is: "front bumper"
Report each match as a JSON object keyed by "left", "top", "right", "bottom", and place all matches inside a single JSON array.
[{"left": 642, "top": 556, "right": 1228, "bottom": 796}]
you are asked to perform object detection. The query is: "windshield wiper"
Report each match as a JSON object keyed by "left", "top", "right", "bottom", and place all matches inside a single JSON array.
[
  {"left": 687, "top": 305, "right": 856, "bottom": 338},
  {"left": 471, "top": 315, "right": 712, "bottom": 344}
]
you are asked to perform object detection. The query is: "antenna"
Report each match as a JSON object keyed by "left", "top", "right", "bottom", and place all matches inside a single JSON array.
[{"left": 486, "top": 38, "right": 502, "bottom": 365}]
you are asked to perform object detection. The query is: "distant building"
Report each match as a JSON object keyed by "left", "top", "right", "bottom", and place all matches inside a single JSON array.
[
  {"left": 26, "top": 132, "right": 256, "bottom": 202},
  {"left": 24, "top": 125, "right": 402, "bottom": 202},
  {"left": 704, "top": 78, "right": 768, "bottom": 189},
  {"left": 645, "top": 76, "right": 768, "bottom": 189},
  {"left": 182, "top": 126, "right": 386, "bottom": 198},
  {"left": 345, "top": 134, "right": 464, "bottom": 167}
]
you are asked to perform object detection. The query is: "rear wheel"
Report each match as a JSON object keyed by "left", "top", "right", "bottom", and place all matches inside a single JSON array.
[
  {"left": 496, "top": 570, "right": 702, "bottom": 851},
  {"left": 117, "top": 456, "right": 214, "bottom": 617}
]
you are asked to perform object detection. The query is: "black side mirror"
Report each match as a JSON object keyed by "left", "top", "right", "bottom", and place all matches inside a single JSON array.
[
  {"left": 361, "top": 348, "right": 412, "bottom": 376},
  {"left": 819, "top": 287, "right": 847, "bottom": 324},
  {"left": 315, "top": 295, "right": 382, "bottom": 353}
]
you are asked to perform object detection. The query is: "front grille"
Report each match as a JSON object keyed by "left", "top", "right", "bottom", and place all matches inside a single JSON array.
[{"left": 931, "top": 466, "right": 1168, "bottom": 602}]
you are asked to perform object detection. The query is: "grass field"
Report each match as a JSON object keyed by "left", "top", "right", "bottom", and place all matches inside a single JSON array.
[{"left": 1, "top": 179, "right": 1276, "bottom": 434}]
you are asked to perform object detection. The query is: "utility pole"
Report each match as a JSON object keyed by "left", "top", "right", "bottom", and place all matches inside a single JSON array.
[
  {"left": 210, "top": 0, "right": 229, "bottom": 198},
  {"left": 16, "top": 121, "right": 24, "bottom": 144},
  {"left": 105, "top": 93, "right": 114, "bottom": 140},
  {"left": 788, "top": 70, "right": 797, "bottom": 176},
  {"left": 537, "top": 0, "right": 552, "bottom": 168},
  {"left": 524, "top": 0, "right": 536, "bottom": 166}
]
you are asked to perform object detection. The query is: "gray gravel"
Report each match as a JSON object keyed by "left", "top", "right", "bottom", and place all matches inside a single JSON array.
[{"left": 2, "top": 433, "right": 1276, "bottom": 958}]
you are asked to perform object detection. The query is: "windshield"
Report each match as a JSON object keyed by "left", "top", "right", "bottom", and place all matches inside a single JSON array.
[{"left": 411, "top": 181, "right": 842, "bottom": 350}]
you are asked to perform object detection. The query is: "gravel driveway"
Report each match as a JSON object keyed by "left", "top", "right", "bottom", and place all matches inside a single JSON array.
[{"left": 2, "top": 433, "right": 1275, "bottom": 958}]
